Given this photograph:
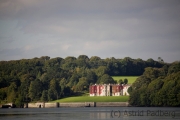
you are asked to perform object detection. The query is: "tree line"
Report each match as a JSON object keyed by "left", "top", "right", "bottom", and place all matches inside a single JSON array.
[
  {"left": 128, "top": 61, "right": 180, "bottom": 107},
  {"left": 0, "top": 55, "right": 164, "bottom": 107}
]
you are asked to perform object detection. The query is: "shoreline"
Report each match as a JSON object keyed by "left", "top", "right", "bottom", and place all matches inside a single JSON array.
[
  {"left": 27, "top": 102, "right": 130, "bottom": 108},
  {"left": 1, "top": 102, "right": 130, "bottom": 108}
]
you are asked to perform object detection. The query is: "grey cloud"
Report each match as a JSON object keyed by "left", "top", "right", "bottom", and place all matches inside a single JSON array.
[
  {"left": 0, "top": 47, "right": 24, "bottom": 60},
  {"left": 0, "top": 0, "right": 180, "bottom": 62}
]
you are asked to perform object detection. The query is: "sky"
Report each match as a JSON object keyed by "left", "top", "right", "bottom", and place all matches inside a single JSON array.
[{"left": 0, "top": 0, "right": 180, "bottom": 63}]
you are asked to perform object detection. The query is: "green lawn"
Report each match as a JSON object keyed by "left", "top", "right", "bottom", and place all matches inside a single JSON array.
[
  {"left": 51, "top": 76, "right": 137, "bottom": 103},
  {"left": 112, "top": 76, "right": 138, "bottom": 84},
  {"left": 53, "top": 96, "right": 129, "bottom": 103}
]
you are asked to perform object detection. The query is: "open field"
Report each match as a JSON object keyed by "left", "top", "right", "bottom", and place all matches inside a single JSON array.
[
  {"left": 112, "top": 76, "right": 138, "bottom": 84},
  {"left": 53, "top": 96, "right": 129, "bottom": 103}
]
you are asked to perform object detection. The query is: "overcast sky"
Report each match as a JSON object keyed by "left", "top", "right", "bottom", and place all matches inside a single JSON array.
[{"left": 0, "top": 0, "right": 180, "bottom": 63}]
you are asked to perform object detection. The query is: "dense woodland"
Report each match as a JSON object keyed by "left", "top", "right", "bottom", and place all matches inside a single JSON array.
[
  {"left": 0, "top": 55, "right": 167, "bottom": 107},
  {"left": 128, "top": 61, "right": 180, "bottom": 107}
]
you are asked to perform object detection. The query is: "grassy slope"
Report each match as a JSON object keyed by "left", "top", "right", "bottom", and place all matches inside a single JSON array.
[
  {"left": 112, "top": 76, "right": 138, "bottom": 84},
  {"left": 53, "top": 96, "right": 129, "bottom": 102}
]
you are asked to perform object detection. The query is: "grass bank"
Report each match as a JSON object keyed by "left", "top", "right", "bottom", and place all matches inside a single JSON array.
[
  {"left": 53, "top": 96, "right": 129, "bottom": 103},
  {"left": 112, "top": 76, "right": 138, "bottom": 84}
]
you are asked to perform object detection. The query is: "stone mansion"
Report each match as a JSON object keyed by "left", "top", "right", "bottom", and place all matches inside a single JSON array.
[{"left": 89, "top": 84, "right": 130, "bottom": 96}]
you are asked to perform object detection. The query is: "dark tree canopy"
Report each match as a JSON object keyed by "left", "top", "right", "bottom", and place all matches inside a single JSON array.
[
  {"left": 129, "top": 62, "right": 180, "bottom": 107},
  {"left": 0, "top": 55, "right": 167, "bottom": 106}
]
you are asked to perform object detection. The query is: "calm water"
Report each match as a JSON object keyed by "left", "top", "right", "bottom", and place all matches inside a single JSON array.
[{"left": 0, "top": 107, "right": 180, "bottom": 120}]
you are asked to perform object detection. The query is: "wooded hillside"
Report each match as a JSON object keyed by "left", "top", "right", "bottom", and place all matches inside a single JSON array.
[
  {"left": 0, "top": 55, "right": 165, "bottom": 107},
  {"left": 128, "top": 61, "right": 180, "bottom": 106}
]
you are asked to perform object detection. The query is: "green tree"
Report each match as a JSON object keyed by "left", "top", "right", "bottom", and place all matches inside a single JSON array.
[
  {"left": 41, "top": 90, "right": 48, "bottom": 102},
  {"left": 95, "top": 66, "right": 108, "bottom": 77},
  {"left": 124, "top": 78, "right": 128, "bottom": 84},
  {"left": 97, "top": 74, "right": 116, "bottom": 84},
  {"left": 89, "top": 56, "right": 101, "bottom": 68},
  {"left": 0, "top": 88, "right": 7, "bottom": 103},
  {"left": 7, "top": 82, "right": 18, "bottom": 103},
  {"left": 75, "top": 77, "right": 88, "bottom": 92},
  {"left": 67, "top": 73, "right": 79, "bottom": 88},
  {"left": 86, "top": 70, "right": 97, "bottom": 84},
  {"left": 62, "top": 56, "right": 77, "bottom": 70},
  {"left": 15, "top": 95, "right": 24, "bottom": 108},
  {"left": 28, "top": 79, "right": 42, "bottom": 101},
  {"left": 48, "top": 79, "right": 60, "bottom": 100},
  {"left": 118, "top": 79, "right": 123, "bottom": 84},
  {"left": 48, "top": 89, "right": 54, "bottom": 101},
  {"left": 76, "top": 55, "right": 89, "bottom": 68},
  {"left": 59, "top": 78, "right": 68, "bottom": 97}
]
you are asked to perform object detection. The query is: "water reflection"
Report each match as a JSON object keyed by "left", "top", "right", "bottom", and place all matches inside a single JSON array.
[
  {"left": 0, "top": 107, "right": 180, "bottom": 120},
  {"left": 90, "top": 111, "right": 110, "bottom": 119}
]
